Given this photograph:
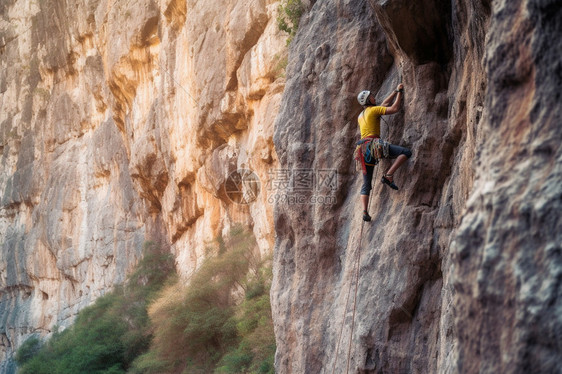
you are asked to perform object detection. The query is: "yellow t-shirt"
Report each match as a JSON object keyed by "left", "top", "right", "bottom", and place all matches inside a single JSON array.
[{"left": 358, "top": 106, "right": 386, "bottom": 139}]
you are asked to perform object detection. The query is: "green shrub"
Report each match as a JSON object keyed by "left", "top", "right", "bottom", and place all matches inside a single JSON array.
[
  {"left": 133, "top": 228, "right": 255, "bottom": 372},
  {"left": 120, "top": 241, "right": 175, "bottom": 363},
  {"left": 132, "top": 227, "right": 276, "bottom": 374},
  {"left": 277, "top": 0, "right": 304, "bottom": 44},
  {"left": 126, "top": 350, "right": 172, "bottom": 374},
  {"left": 14, "top": 336, "right": 41, "bottom": 365},
  {"left": 17, "top": 292, "right": 128, "bottom": 374},
  {"left": 215, "top": 256, "right": 275, "bottom": 374}
]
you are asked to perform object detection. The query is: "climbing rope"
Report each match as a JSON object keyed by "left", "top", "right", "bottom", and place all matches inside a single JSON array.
[
  {"left": 345, "top": 192, "right": 370, "bottom": 374},
  {"left": 331, "top": 175, "right": 375, "bottom": 374}
]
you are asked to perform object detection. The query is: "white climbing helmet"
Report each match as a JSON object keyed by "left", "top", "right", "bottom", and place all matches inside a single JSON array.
[{"left": 357, "top": 90, "right": 371, "bottom": 106}]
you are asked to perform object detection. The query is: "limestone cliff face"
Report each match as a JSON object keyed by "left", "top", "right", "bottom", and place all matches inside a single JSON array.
[
  {"left": 271, "top": 0, "right": 561, "bottom": 373},
  {"left": 0, "top": 0, "right": 284, "bottom": 371}
]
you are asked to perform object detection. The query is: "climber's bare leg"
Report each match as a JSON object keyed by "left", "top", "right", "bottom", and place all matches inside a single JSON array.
[
  {"left": 385, "top": 154, "right": 408, "bottom": 179},
  {"left": 361, "top": 194, "right": 369, "bottom": 211}
]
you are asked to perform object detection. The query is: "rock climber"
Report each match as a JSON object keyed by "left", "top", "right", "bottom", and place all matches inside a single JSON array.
[{"left": 355, "top": 84, "right": 412, "bottom": 222}]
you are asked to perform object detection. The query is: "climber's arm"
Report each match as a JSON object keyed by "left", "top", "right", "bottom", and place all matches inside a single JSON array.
[
  {"left": 384, "top": 84, "right": 404, "bottom": 115},
  {"left": 380, "top": 91, "right": 397, "bottom": 107}
]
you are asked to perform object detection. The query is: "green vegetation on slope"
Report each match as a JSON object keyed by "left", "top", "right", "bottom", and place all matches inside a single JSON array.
[
  {"left": 16, "top": 241, "right": 174, "bottom": 374},
  {"left": 130, "top": 227, "right": 275, "bottom": 374},
  {"left": 277, "top": 0, "right": 304, "bottom": 45},
  {"left": 16, "top": 228, "right": 275, "bottom": 374}
]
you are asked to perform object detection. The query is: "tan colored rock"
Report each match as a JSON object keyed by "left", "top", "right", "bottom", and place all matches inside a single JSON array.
[{"left": 0, "top": 0, "right": 284, "bottom": 371}]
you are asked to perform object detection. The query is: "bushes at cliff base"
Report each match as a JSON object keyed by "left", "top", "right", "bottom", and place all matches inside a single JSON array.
[
  {"left": 16, "top": 228, "right": 276, "bottom": 374},
  {"left": 15, "top": 242, "right": 175, "bottom": 374},
  {"left": 129, "top": 227, "right": 276, "bottom": 374}
]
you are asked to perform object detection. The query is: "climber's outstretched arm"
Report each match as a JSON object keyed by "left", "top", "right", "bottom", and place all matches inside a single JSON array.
[
  {"left": 381, "top": 91, "right": 397, "bottom": 107},
  {"left": 384, "top": 84, "right": 404, "bottom": 115}
]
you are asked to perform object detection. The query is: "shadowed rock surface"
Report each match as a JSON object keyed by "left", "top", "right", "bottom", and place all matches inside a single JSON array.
[{"left": 271, "top": 0, "right": 561, "bottom": 373}]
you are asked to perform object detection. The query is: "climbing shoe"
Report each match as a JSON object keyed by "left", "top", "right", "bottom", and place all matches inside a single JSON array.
[
  {"left": 363, "top": 210, "right": 372, "bottom": 222},
  {"left": 381, "top": 174, "right": 399, "bottom": 190}
]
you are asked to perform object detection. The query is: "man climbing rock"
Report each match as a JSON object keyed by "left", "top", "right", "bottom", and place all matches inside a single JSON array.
[{"left": 355, "top": 84, "right": 412, "bottom": 222}]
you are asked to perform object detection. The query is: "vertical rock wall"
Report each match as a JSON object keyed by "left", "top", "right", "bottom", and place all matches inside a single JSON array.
[
  {"left": 271, "top": 0, "right": 561, "bottom": 373},
  {"left": 0, "top": 0, "right": 285, "bottom": 371},
  {"left": 449, "top": 0, "right": 562, "bottom": 372}
]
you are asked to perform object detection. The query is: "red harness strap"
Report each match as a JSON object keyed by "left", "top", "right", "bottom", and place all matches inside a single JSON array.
[{"left": 354, "top": 136, "right": 377, "bottom": 175}]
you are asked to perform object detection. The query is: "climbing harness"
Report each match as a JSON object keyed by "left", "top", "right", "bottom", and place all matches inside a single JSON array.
[{"left": 354, "top": 137, "right": 390, "bottom": 174}]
